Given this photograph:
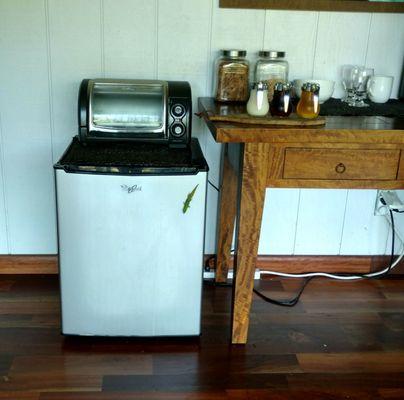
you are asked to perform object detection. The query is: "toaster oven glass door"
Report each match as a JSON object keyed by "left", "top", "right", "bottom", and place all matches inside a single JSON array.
[{"left": 89, "top": 82, "right": 167, "bottom": 138}]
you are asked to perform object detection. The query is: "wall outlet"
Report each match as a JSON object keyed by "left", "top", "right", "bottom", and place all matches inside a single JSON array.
[
  {"left": 374, "top": 190, "right": 404, "bottom": 215},
  {"left": 374, "top": 190, "right": 387, "bottom": 216}
]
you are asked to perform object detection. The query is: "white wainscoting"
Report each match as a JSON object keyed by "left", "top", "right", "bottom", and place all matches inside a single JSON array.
[{"left": 0, "top": 0, "right": 403, "bottom": 255}]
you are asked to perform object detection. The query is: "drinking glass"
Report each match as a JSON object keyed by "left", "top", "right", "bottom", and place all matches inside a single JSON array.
[
  {"left": 341, "top": 65, "right": 356, "bottom": 104},
  {"left": 351, "top": 67, "right": 374, "bottom": 107}
]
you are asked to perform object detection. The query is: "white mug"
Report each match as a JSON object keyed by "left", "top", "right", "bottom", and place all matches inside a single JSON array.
[{"left": 367, "top": 75, "right": 394, "bottom": 103}]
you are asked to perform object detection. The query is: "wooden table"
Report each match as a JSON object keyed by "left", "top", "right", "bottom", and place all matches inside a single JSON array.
[{"left": 198, "top": 97, "right": 404, "bottom": 344}]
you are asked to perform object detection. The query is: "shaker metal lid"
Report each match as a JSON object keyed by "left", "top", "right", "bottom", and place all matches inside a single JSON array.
[
  {"left": 253, "top": 81, "right": 269, "bottom": 90},
  {"left": 258, "top": 50, "right": 286, "bottom": 58},
  {"left": 274, "top": 82, "right": 291, "bottom": 91},
  {"left": 302, "top": 82, "right": 320, "bottom": 92},
  {"left": 222, "top": 49, "right": 247, "bottom": 57}
]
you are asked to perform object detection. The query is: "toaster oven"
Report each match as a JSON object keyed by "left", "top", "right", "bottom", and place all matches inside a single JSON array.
[{"left": 78, "top": 79, "right": 192, "bottom": 147}]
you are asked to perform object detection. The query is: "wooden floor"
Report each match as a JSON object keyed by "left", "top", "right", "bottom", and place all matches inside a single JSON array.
[{"left": 0, "top": 275, "right": 404, "bottom": 399}]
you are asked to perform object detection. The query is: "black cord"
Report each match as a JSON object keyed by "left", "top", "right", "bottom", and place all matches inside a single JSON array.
[
  {"left": 253, "top": 277, "right": 314, "bottom": 307},
  {"left": 384, "top": 209, "right": 395, "bottom": 278},
  {"left": 208, "top": 180, "right": 220, "bottom": 192}
]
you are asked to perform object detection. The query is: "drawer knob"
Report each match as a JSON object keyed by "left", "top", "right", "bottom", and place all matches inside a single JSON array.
[{"left": 335, "top": 163, "right": 346, "bottom": 174}]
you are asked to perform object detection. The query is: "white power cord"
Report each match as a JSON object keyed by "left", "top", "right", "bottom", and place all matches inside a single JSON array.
[{"left": 260, "top": 210, "right": 404, "bottom": 281}]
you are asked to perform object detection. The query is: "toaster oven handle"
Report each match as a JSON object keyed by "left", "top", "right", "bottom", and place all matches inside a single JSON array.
[{"left": 78, "top": 79, "right": 90, "bottom": 137}]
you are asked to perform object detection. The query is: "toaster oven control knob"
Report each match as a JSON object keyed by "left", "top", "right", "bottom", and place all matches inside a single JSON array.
[
  {"left": 171, "top": 122, "right": 185, "bottom": 137},
  {"left": 171, "top": 104, "right": 185, "bottom": 118}
]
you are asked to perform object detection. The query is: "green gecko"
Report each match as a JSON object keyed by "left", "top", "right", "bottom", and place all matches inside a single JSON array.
[{"left": 182, "top": 184, "right": 199, "bottom": 214}]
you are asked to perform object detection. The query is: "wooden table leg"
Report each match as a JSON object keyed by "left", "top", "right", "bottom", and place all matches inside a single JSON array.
[
  {"left": 215, "top": 145, "right": 239, "bottom": 283},
  {"left": 231, "top": 143, "right": 269, "bottom": 344}
]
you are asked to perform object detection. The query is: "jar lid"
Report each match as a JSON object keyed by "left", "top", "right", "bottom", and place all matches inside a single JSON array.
[
  {"left": 222, "top": 49, "right": 247, "bottom": 57},
  {"left": 258, "top": 50, "right": 285, "bottom": 58},
  {"left": 302, "top": 82, "right": 320, "bottom": 92},
  {"left": 274, "top": 82, "right": 291, "bottom": 91},
  {"left": 253, "top": 81, "right": 268, "bottom": 90}
]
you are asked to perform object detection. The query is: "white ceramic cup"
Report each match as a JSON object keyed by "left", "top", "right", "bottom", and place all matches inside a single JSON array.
[{"left": 367, "top": 75, "right": 394, "bottom": 103}]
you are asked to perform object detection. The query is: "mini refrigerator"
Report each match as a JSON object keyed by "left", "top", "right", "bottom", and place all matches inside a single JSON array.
[{"left": 54, "top": 137, "right": 208, "bottom": 337}]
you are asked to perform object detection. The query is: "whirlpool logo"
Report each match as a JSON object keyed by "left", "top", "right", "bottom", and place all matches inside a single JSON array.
[{"left": 121, "top": 184, "right": 142, "bottom": 193}]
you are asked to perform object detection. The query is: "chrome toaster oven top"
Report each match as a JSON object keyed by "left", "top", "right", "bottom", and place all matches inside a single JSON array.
[{"left": 78, "top": 79, "right": 192, "bottom": 147}]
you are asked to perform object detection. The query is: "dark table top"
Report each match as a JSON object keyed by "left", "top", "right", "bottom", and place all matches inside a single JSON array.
[{"left": 198, "top": 97, "right": 404, "bottom": 144}]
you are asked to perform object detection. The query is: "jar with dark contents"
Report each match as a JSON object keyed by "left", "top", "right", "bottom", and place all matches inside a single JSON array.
[
  {"left": 214, "top": 50, "right": 249, "bottom": 103},
  {"left": 296, "top": 82, "right": 320, "bottom": 119},
  {"left": 270, "top": 82, "right": 292, "bottom": 117}
]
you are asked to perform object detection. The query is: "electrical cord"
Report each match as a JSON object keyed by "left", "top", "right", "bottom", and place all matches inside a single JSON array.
[
  {"left": 259, "top": 210, "right": 401, "bottom": 281},
  {"left": 253, "top": 277, "right": 314, "bottom": 307},
  {"left": 204, "top": 208, "right": 402, "bottom": 307},
  {"left": 208, "top": 180, "right": 220, "bottom": 192}
]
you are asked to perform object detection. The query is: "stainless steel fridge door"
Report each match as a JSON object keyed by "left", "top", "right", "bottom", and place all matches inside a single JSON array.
[{"left": 55, "top": 170, "right": 206, "bottom": 337}]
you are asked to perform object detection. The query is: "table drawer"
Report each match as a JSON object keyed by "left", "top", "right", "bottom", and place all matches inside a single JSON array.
[{"left": 283, "top": 148, "right": 400, "bottom": 180}]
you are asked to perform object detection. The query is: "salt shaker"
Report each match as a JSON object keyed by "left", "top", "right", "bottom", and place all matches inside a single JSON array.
[{"left": 246, "top": 82, "right": 269, "bottom": 117}]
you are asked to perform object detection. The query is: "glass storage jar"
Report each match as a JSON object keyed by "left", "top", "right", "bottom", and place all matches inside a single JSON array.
[
  {"left": 254, "top": 50, "right": 289, "bottom": 101},
  {"left": 214, "top": 50, "right": 249, "bottom": 103}
]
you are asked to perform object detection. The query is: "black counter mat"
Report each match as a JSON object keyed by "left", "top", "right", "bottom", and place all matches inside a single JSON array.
[
  {"left": 56, "top": 137, "right": 208, "bottom": 173},
  {"left": 319, "top": 98, "right": 404, "bottom": 117}
]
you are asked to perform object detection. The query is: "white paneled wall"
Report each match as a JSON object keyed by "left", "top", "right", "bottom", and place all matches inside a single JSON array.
[
  {"left": 0, "top": 0, "right": 403, "bottom": 256},
  {"left": 264, "top": 11, "right": 319, "bottom": 81},
  {"left": 48, "top": 0, "right": 103, "bottom": 162},
  {"left": 314, "top": 12, "right": 372, "bottom": 98},
  {"left": 0, "top": 0, "right": 56, "bottom": 254},
  {"left": 0, "top": 142, "right": 7, "bottom": 254}
]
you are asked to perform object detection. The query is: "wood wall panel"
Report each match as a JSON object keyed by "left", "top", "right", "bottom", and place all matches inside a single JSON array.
[
  {"left": 157, "top": 0, "right": 213, "bottom": 151},
  {"left": 48, "top": 0, "right": 103, "bottom": 162},
  {"left": 340, "top": 190, "right": 389, "bottom": 255},
  {"left": 103, "top": 0, "right": 157, "bottom": 79},
  {"left": 258, "top": 189, "right": 301, "bottom": 255},
  {"left": 0, "top": 142, "right": 8, "bottom": 254},
  {"left": 0, "top": 0, "right": 56, "bottom": 254},
  {"left": 366, "top": 13, "right": 404, "bottom": 98},
  {"left": 385, "top": 197, "right": 404, "bottom": 257},
  {"left": 263, "top": 10, "right": 319, "bottom": 80},
  {"left": 294, "top": 189, "right": 348, "bottom": 255},
  {"left": 313, "top": 12, "right": 371, "bottom": 98},
  {"left": 211, "top": 0, "right": 265, "bottom": 52},
  {"left": 0, "top": 1, "right": 402, "bottom": 259}
]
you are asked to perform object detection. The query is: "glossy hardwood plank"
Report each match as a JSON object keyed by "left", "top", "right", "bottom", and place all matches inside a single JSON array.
[
  {"left": 297, "top": 352, "right": 404, "bottom": 373},
  {"left": 0, "top": 393, "right": 39, "bottom": 400},
  {"left": 0, "top": 275, "right": 403, "bottom": 398},
  {"left": 40, "top": 391, "right": 228, "bottom": 399},
  {"left": 103, "top": 373, "right": 289, "bottom": 392},
  {"left": 9, "top": 354, "right": 152, "bottom": 377}
]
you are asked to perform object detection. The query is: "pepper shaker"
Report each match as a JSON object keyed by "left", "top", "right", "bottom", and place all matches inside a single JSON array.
[
  {"left": 296, "top": 82, "right": 320, "bottom": 119},
  {"left": 270, "top": 82, "right": 292, "bottom": 117}
]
